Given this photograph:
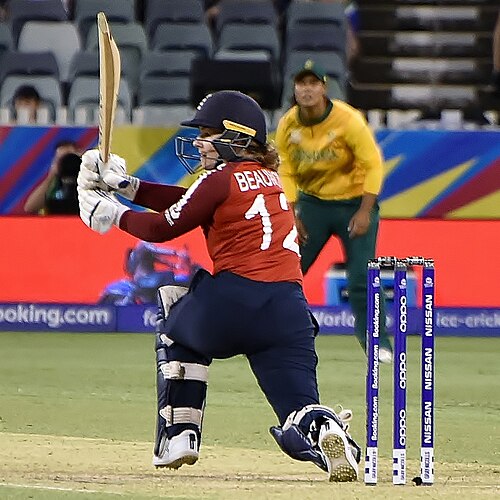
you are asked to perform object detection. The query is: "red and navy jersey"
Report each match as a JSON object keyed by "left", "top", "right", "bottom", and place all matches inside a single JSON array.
[{"left": 119, "top": 161, "right": 302, "bottom": 284}]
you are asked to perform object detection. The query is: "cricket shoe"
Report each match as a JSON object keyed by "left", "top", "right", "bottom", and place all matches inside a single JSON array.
[
  {"left": 318, "top": 419, "right": 358, "bottom": 482},
  {"left": 379, "top": 347, "right": 393, "bottom": 364},
  {"left": 153, "top": 430, "right": 199, "bottom": 469}
]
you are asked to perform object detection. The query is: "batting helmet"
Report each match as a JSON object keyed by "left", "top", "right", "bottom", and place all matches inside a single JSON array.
[
  {"left": 181, "top": 90, "right": 267, "bottom": 145},
  {"left": 176, "top": 91, "right": 268, "bottom": 172}
]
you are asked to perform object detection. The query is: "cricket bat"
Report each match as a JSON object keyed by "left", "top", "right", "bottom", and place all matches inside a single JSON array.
[{"left": 97, "top": 12, "right": 121, "bottom": 164}]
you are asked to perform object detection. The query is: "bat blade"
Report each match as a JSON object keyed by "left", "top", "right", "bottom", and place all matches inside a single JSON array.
[{"left": 97, "top": 12, "right": 121, "bottom": 164}]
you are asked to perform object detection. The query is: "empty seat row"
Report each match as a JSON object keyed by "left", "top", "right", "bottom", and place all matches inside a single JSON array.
[
  {"left": 0, "top": 48, "right": 200, "bottom": 82},
  {"left": 7, "top": 0, "right": 346, "bottom": 39}
]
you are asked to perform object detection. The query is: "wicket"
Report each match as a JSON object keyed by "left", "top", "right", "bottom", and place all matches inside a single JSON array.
[{"left": 365, "top": 256, "right": 435, "bottom": 486}]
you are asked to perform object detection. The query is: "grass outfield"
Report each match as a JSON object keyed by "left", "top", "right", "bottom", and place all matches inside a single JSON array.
[{"left": 0, "top": 331, "right": 498, "bottom": 499}]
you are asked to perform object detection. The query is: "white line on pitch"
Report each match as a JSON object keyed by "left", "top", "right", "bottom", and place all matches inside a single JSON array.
[
  {"left": 0, "top": 482, "right": 126, "bottom": 495},
  {"left": 0, "top": 431, "right": 149, "bottom": 445}
]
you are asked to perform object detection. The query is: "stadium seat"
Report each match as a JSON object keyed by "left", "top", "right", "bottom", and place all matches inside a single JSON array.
[
  {"left": 286, "top": 1, "right": 346, "bottom": 30},
  {"left": 0, "top": 51, "right": 60, "bottom": 84},
  {"left": 9, "top": 0, "right": 68, "bottom": 44},
  {"left": 214, "top": 50, "right": 273, "bottom": 62},
  {"left": 144, "top": 0, "right": 205, "bottom": 39},
  {"left": 85, "top": 22, "right": 148, "bottom": 54},
  {"left": 285, "top": 25, "right": 346, "bottom": 60},
  {"left": 17, "top": 21, "right": 81, "bottom": 82},
  {"left": 68, "top": 51, "right": 100, "bottom": 80},
  {"left": 140, "top": 51, "right": 200, "bottom": 80},
  {"left": 152, "top": 23, "right": 213, "bottom": 59},
  {"left": 133, "top": 104, "right": 194, "bottom": 126},
  {"left": 138, "top": 76, "right": 191, "bottom": 106},
  {"left": 68, "top": 51, "right": 135, "bottom": 98},
  {"left": 0, "top": 75, "right": 62, "bottom": 122},
  {"left": 68, "top": 76, "right": 132, "bottom": 123},
  {"left": 74, "top": 0, "right": 135, "bottom": 42},
  {"left": 215, "top": 0, "right": 277, "bottom": 34},
  {"left": 215, "top": 24, "right": 281, "bottom": 62},
  {"left": 190, "top": 58, "right": 281, "bottom": 109},
  {"left": 85, "top": 22, "right": 148, "bottom": 95}
]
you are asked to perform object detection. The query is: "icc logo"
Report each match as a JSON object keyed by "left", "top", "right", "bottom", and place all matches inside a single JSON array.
[{"left": 424, "top": 276, "right": 433, "bottom": 287}]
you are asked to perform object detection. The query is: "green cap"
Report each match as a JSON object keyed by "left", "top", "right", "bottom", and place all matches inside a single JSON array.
[{"left": 293, "top": 60, "right": 328, "bottom": 83}]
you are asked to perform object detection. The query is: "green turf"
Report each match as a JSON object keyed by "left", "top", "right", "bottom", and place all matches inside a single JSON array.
[{"left": 0, "top": 331, "right": 499, "bottom": 498}]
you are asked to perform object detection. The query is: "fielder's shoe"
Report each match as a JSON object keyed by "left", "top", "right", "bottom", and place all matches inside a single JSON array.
[
  {"left": 379, "top": 347, "right": 393, "bottom": 364},
  {"left": 318, "top": 419, "right": 358, "bottom": 482},
  {"left": 153, "top": 430, "right": 199, "bottom": 469}
]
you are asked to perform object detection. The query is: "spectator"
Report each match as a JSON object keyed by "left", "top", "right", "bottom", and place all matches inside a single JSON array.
[
  {"left": 24, "top": 140, "right": 81, "bottom": 215},
  {"left": 12, "top": 85, "right": 41, "bottom": 124},
  {"left": 275, "top": 60, "right": 393, "bottom": 362}
]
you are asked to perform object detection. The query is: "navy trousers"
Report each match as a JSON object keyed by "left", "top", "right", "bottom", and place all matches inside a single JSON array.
[{"left": 164, "top": 270, "right": 320, "bottom": 424}]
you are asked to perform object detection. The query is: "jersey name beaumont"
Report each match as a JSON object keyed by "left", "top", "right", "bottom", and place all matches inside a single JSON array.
[{"left": 234, "top": 169, "right": 282, "bottom": 192}]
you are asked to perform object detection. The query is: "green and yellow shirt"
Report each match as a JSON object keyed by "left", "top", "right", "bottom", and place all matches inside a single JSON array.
[{"left": 275, "top": 99, "right": 383, "bottom": 203}]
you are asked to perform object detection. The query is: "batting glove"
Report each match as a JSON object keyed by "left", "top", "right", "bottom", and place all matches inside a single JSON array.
[
  {"left": 80, "top": 149, "right": 140, "bottom": 200},
  {"left": 78, "top": 187, "right": 129, "bottom": 235},
  {"left": 78, "top": 163, "right": 106, "bottom": 191}
]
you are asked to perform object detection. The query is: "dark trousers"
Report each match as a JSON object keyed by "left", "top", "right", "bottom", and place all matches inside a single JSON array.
[
  {"left": 165, "top": 270, "right": 320, "bottom": 424},
  {"left": 297, "top": 193, "right": 392, "bottom": 352}
]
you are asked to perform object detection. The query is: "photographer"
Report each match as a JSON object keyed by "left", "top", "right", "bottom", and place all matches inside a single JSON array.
[{"left": 24, "top": 140, "right": 81, "bottom": 215}]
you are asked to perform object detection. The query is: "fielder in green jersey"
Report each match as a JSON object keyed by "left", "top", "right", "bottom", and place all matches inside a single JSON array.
[{"left": 275, "top": 60, "right": 393, "bottom": 361}]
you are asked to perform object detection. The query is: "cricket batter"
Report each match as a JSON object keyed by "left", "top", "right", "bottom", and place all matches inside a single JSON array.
[{"left": 77, "top": 91, "right": 361, "bottom": 481}]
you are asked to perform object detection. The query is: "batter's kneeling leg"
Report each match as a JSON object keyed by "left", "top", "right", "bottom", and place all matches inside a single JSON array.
[{"left": 153, "top": 286, "right": 209, "bottom": 469}]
